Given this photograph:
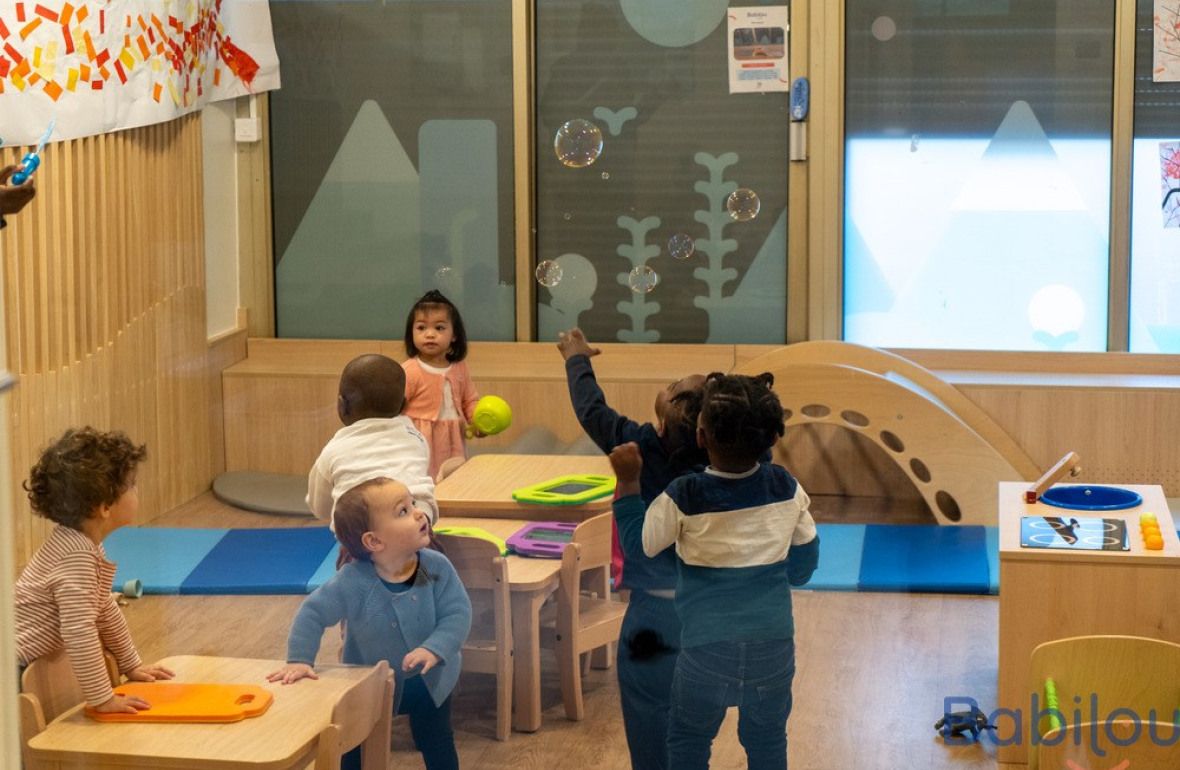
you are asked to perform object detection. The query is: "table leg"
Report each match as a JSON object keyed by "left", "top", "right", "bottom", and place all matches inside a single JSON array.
[{"left": 510, "top": 585, "right": 556, "bottom": 732}]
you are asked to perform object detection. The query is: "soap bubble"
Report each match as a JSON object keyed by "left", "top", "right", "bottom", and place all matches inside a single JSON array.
[
  {"left": 628, "top": 265, "right": 660, "bottom": 294},
  {"left": 433, "top": 265, "right": 459, "bottom": 294},
  {"left": 554, "top": 119, "right": 603, "bottom": 168},
  {"left": 668, "top": 233, "right": 695, "bottom": 260},
  {"left": 601, "top": 171, "right": 611, "bottom": 180},
  {"left": 536, "top": 259, "right": 564, "bottom": 288},
  {"left": 563, "top": 212, "right": 572, "bottom": 220},
  {"left": 726, "top": 188, "right": 761, "bottom": 221}
]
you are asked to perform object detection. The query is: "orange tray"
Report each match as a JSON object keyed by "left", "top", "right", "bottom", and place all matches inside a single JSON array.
[{"left": 85, "top": 682, "right": 274, "bottom": 723}]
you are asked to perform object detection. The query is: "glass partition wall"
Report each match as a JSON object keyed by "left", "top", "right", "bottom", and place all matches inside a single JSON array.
[
  {"left": 843, "top": 0, "right": 1115, "bottom": 351},
  {"left": 269, "top": 1, "right": 517, "bottom": 340},
  {"left": 534, "top": 0, "right": 791, "bottom": 344}
]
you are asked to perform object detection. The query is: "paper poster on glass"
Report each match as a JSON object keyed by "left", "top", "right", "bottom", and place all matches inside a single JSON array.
[
  {"left": 1163, "top": 141, "right": 1180, "bottom": 228},
  {"left": 1155, "top": 0, "right": 1180, "bottom": 82},
  {"left": 727, "top": 6, "right": 789, "bottom": 94}
]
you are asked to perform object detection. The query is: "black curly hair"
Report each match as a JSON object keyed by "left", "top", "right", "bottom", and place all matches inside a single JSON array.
[
  {"left": 662, "top": 386, "right": 708, "bottom": 470},
  {"left": 23, "top": 427, "right": 147, "bottom": 530},
  {"left": 404, "top": 290, "right": 468, "bottom": 363},
  {"left": 699, "top": 372, "right": 784, "bottom": 467}
]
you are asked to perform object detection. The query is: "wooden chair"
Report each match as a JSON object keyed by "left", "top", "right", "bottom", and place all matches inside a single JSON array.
[
  {"left": 313, "top": 660, "right": 394, "bottom": 770},
  {"left": 435, "top": 532, "right": 514, "bottom": 740},
  {"left": 1028, "top": 635, "right": 1180, "bottom": 770},
  {"left": 435, "top": 455, "right": 466, "bottom": 483},
  {"left": 541, "top": 512, "right": 628, "bottom": 721},
  {"left": 19, "top": 648, "right": 119, "bottom": 770}
]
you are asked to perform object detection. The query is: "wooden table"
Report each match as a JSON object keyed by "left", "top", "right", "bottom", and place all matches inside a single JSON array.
[
  {"left": 995, "top": 482, "right": 1180, "bottom": 767},
  {"left": 27, "top": 655, "right": 386, "bottom": 769},
  {"left": 440, "top": 516, "right": 570, "bottom": 732},
  {"left": 437, "top": 453, "right": 613, "bottom": 522}
]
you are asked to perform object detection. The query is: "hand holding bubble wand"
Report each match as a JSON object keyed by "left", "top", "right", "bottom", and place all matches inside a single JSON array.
[{"left": 11, "top": 119, "right": 55, "bottom": 186}]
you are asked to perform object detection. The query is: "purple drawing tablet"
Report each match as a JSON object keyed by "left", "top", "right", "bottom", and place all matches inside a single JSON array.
[{"left": 506, "top": 521, "right": 578, "bottom": 558}]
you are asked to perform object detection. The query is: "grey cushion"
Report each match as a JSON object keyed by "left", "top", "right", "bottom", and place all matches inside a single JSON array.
[{"left": 212, "top": 471, "right": 313, "bottom": 516}]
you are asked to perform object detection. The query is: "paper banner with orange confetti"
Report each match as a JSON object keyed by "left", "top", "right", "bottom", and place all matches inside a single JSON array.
[{"left": 0, "top": 0, "right": 280, "bottom": 146}]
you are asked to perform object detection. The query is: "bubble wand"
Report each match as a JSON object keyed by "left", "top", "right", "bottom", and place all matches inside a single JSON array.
[{"left": 11, "top": 119, "right": 56, "bottom": 186}]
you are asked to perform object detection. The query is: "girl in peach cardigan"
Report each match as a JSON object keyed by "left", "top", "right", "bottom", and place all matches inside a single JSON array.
[{"left": 402, "top": 291, "right": 481, "bottom": 479}]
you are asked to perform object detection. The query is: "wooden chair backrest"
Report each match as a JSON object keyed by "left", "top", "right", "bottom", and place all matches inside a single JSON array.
[
  {"left": 20, "top": 647, "right": 119, "bottom": 723},
  {"left": 315, "top": 661, "right": 393, "bottom": 770},
  {"left": 436, "top": 533, "right": 509, "bottom": 591},
  {"left": 1028, "top": 635, "right": 1180, "bottom": 770},
  {"left": 557, "top": 512, "right": 615, "bottom": 625}
]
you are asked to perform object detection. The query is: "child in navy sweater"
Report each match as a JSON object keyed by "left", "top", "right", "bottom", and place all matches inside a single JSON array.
[
  {"left": 611, "top": 372, "right": 819, "bottom": 770},
  {"left": 557, "top": 327, "right": 706, "bottom": 770}
]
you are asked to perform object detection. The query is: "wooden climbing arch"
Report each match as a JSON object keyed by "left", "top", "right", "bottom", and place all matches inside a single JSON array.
[{"left": 733, "top": 342, "right": 1040, "bottom": 525}]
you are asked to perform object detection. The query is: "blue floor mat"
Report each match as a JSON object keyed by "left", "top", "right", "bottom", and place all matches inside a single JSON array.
[
  {"left": 106, "top": 523, "right": 1005, "bottom": 596},
  {"left": 857, "top": 524, "right": 991, "bottom": 594},
  {"left": 180, "top": 527, "right": 338, "bottom": 595},
  {"left": 808, "top": 524, "right": 866, "bottom": 590},
  {"left": 106, "top": 528, "right": 228, "bottom": 594}
]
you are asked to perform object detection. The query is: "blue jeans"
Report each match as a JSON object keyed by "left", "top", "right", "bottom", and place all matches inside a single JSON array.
[
  {"left": 668, "top": 638, "right": 796, "bottom": 770},
  {"left": 617, "top": 590, "right": 681, "bottom": 770},
  {"left": 342, "top": 675, "right": 457, "bottom": 770}
]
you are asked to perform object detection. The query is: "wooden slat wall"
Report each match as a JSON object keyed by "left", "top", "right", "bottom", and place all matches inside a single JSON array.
[{"left": 1, "top": 115, "right": 217, "bottom": 567}]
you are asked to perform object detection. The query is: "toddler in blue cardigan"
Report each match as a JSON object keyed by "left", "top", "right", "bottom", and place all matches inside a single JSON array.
[{"left": 268, "top": 477, "right": 471, "bottom": 770}]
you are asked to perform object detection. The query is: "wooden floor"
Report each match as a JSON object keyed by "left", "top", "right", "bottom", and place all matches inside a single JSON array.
[{"left": 119, "top": 493, "right": 1002, "bottom": 770}]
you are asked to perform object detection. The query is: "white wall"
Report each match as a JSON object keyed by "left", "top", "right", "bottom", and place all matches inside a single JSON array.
[{"left": 201, "top": 100, "right": 242, "bottom": 339}]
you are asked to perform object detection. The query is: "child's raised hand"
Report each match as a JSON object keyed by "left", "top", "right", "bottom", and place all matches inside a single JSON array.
[
  {"left": 402, "top": 647, "right": 440, "bottom": 675},
  {"left": 609, "top": 443, "right": 643, "bottom": 490},
  {"left": 125, "top": 663, "right": 175, "bottom": 682},
  {"left": 93, "top": 692, "right": 152, "bottom": 714},
  {"left": 265, "top": 662, "right": 318, "bottom": 685},
  {"left": 556, "top": 328, "right": 601, "bottom": 361}
]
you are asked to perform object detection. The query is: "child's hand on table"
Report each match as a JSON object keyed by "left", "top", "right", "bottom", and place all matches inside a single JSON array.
[
  {"left": 402, "top": 647, "right": 440, "bottom": 675},
  {"left": 93, "top": 692, "right": 152, "bottom": 713},
  {"left": 125, "top": 663, "right": 175, "bottom": 682},
  {"left": 556, "top": 328, "right": 601, "bottom": 360},
  {"left": 609, "top": 442, "right": 643, "bottom": 498},
  {"left": 266, "top": 663, "right": 318, "bottom": 685}
]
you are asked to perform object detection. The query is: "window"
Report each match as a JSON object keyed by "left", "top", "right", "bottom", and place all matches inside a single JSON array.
[
  {"left": 270, "top": 1, "right": 516, "bottom": 340},
  {"left": 1128, "top": 0, "right": 1180, "bottom": 352},
  {"left": 534, "top": 0, "right": 789, "bottom": 343},
  {"left": 844, "top": 1, "right": 1115, "bottom": 351}
]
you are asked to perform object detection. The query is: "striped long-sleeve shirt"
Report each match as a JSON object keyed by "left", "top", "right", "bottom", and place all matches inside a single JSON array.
[
  {"left": 15, "top": 525, "right": 142, "bottom": 706},
  {"left": 625, "top": 462, "right": 820, "bottom": 649}
]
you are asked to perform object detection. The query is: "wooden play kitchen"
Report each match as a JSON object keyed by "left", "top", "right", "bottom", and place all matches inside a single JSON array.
[{"left": 996, "top": 480, "right": 1180, "bottom": 767}]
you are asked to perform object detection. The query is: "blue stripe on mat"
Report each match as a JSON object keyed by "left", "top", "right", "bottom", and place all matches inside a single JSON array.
[
  {"left": 807, "top": 524, "right": 865, "bottom": 590},
  {"left": 857, "top": 524, "right": 990, "bottom": 594},
  {"left": 105, "top": 528, "right": 228, "bottom": 594},
  {"left": 986, "top": 526, "right": 1000, "bottom": 595},
  {"left": 307, "top": 543, "right": 341, "bottom": 591},
  {"left": 181, "top": 527, "right": 338, "bottom": 595}
]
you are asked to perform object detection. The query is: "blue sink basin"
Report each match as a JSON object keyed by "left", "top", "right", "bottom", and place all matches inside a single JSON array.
[{"left": 1040, "top": 485, "right": 1142, "bottom": 511}]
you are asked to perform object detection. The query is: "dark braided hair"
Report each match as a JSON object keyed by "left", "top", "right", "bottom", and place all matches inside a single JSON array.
[
  {"left": 699, "top": 372, "right": 784, "bottom": 466},
  {"left": 404, "top": 290, "right": 468, "bottom": 363}
]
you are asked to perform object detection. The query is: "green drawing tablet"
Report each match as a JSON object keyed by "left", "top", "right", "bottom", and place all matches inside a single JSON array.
[{"left": 512, "top": 474, "right": 616, "bottom": 505}]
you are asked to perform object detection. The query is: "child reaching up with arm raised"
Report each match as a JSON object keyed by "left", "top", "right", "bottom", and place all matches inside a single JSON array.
[
  {"left": 15, "top": 428, "right": 175, "bottom": 714},
  {"left": 307, "top": 353, "right": 438, "bottom": 529},
  {"left": 611, "top": 372, "right": 820, "bottom": 770},
  {"left": 557, "top": 326, "right": 707, "bottom": 770},
  {"left": 269, "top": 478, "right": 471, "bottom": 770},
  {"left": 402, "top": 290, "right": 481, "bottom": 480}
]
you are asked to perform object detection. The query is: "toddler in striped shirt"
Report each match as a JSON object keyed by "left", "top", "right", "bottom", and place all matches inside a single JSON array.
[{"left": 15, "top": 427, "right": 174, "bottom": 713}]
